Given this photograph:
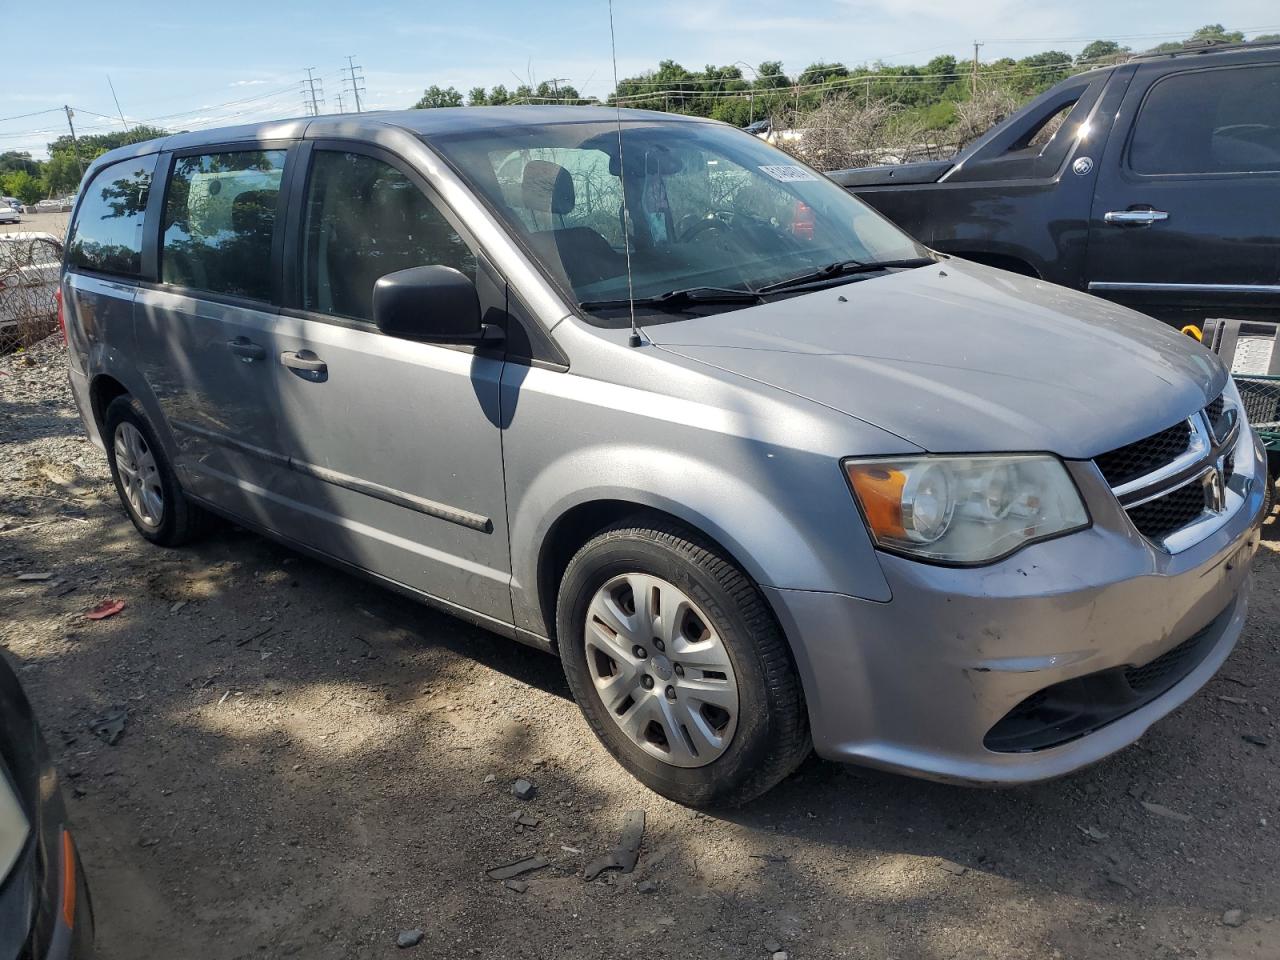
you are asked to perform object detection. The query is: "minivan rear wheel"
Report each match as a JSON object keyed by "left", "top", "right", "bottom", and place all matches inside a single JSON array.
[
  {"left": 104, "top": 395, "right": 212, "bottom": 546},
  {"left": 556, "top": 519, "right": 810, "bottom": 806}
]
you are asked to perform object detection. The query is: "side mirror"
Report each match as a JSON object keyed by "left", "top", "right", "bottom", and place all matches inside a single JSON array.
[{"left": 372, "top": 265, "right": 501, "bottom": 344}]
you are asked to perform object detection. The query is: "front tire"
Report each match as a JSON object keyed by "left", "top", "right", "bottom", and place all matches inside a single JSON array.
[
  {"left": 104, "top": 395, "right": 211, "bottom": 546},
  {"left": 556, "top": 518, "right": 810, "bottom": 807}
]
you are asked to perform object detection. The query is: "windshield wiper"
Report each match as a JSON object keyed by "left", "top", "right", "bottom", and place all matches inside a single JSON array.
[
  {"left": 579, "top": 286, "right": 764, "bottom": 313},
  {"left": 757, "top": 256, "right": 937, "bottom": 294}
]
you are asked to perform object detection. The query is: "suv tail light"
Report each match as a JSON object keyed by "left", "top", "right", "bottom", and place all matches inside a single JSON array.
[{"left": 55, "top": 286, "right": 66, "bottom": 343}]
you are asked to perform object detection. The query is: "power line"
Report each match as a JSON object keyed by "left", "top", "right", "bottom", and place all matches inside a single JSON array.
[{"left": 0, "top": 107, "right": 63, "bottom": 124}]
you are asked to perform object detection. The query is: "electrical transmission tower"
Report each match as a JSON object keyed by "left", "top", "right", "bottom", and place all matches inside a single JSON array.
[
  {"left": 302, "top": 67, "right": 325, "bottom": 116},
  {"left": 344, "top": 55, "right": 366, "bottom": 113}
]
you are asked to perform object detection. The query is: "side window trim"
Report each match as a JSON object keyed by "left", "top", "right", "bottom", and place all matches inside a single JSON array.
[
  {"left": 155, "top": 139, "right": 296, "bottom": 306},
  {"left": 140, "top": 152, "right": 172, "bottom": 282}
]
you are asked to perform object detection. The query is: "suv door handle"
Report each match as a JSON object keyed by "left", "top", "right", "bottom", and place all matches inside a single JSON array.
[
  {"left": 1104, "top": 209, "right": 1169, "bottom": 226},
  {"left": 280, "top": 350, "right": 328, "bottom": 383},
  {"left": 227, "top": 337, "right": 265, "bottom": 362}
]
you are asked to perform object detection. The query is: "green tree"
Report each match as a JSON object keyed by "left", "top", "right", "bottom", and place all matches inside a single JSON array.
[
  {"left": 1010, "top": 51, "right": 1073, "bottom": 95},
  {"left": 754, "top": 61, "right": 790, "bottom": 89},
  {"left": 797, "top": 61, "right": 850, "bottom": 87},
  {"left": 1, "top": 170, "right": 44, "bottom": 205},
  {"left": 487, "top": 84, "right": 512, "bottom": 105},
  {"left": 1191, "top": 23, "right": 1245, "bottom": 43},
  {"left": 45, "top": 125, "right": 168, "bottom": 160},
  {"left": 43, "top": 151, "right": 83, "bottom": 196},
  {"left": 534, "top": 80, "right": 581, "bottom": 102},
  {"left": 0, "top": 151, "right": 40, "bottom": 177},
  {"left": 412, "top": 85, "right": 464, "bottom": 109},
  {"left": 467, "top": 87, "right": 489, "bottom": 106},
  {"left": 1254, "top": 33, "right": 1280, "bottom": 42},
  {"left": 1078, "top": 40, "right": 1131, "bottom": 63}
]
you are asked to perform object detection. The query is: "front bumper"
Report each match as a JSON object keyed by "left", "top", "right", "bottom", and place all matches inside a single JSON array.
[{"left": 767, "top": 431, "right": 1267, "bottom": 785}]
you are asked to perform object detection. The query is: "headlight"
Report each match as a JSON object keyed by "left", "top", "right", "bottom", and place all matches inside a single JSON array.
[
  {"left": 0, "top": 770, "right": 29, "bottom": 880},
  {"left": 843, "top": 455, "right": 1090, "bottom": 564}
]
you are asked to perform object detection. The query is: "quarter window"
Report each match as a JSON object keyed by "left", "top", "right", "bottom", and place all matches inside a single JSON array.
[
  {"left": 1129, "top": 65, "right": 1280, "bottom": 175},
  {"left": 66, "top": 156, "right": 155, "bottom": 276},
  {"left": 302, "top": 151, "right": 477, "bottom": 322},
  {"left": 161, "top": 149, "right": 286, "bottom": 300}
]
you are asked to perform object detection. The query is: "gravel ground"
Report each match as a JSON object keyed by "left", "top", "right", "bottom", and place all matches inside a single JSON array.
[
  {"left": 2, "top": 336, "right": 1279, "bottom": 960},
  {"left": 0, "top": 209, "right": 69, "bottom": 237}
]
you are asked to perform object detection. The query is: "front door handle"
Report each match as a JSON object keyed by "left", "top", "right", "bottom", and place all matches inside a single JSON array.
[
  {"left": 227, "top": 337, "right": 265, "bottom": 362},
  {"left": 280, "top": 350, "right": 328, "bottom": 383},
  {"left": 1104, "top": 209, "right": 1170, "bottom": 226}
]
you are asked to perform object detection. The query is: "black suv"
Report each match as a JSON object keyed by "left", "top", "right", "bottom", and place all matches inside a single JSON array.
[{"left": 831, "top": 40, "right": 1280, "bottom": 331}]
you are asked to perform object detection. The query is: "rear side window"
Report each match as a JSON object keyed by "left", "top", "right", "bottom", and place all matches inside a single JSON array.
[
  {"left": 161, "top": 149, "right": 286, "bottom": 301},
  {"left": 301, "top": 151, "right": 476, "bottom": 322},
  {"left": 66, "top": 156, "right": 156, "bottom": 276},
  {"left": 1130, "top": 65, "right": 1280, "bottom": 175}
]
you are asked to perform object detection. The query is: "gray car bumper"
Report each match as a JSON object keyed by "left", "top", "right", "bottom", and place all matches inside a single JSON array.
[{"left": 766, "top": 440, "right": 1267, "bottom": 785}]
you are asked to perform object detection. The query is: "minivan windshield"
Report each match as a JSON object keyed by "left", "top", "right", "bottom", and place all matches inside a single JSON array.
[{"left": 429, "top": 119, "right": 930, "bottom": 321}]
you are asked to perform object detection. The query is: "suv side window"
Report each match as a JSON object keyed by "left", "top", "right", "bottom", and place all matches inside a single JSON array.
[
  {"left": 302, "top": 150, "right": 477, "bottom": 323},
  {"left": 161, "top": 149, "right": 287, "bottom": 300},
  {"left": 66, "top": 155, "right": 156, "bottom": 277},
  {"left": 1130, "top": 65, "right": 1280, "bottom": 175}
]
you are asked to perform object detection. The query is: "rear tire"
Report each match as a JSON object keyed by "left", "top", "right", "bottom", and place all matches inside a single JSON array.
[
  {"left": 556, "top": 518, "right": 810, "bottom": 807},
  {"left": 104, "top": 395, "right": 212, "bottom": 546}
]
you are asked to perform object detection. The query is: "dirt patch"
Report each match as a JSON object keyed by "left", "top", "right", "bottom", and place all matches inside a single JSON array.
[{"left": 2, "top": 337, "right": 1278, "bottom": 959}]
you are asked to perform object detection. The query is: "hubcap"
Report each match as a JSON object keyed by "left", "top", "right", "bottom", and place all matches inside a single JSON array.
[
  {"left": 113, "top": 422, "right": 164, "bottom": 528},
  {"left": 584, "top": 573, "right": 740, "bottom": 768}
]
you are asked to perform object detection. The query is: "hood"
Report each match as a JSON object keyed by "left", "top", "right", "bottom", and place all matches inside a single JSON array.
[{"left": 646, "top": 261, "right": 1226, "bottom": 458}]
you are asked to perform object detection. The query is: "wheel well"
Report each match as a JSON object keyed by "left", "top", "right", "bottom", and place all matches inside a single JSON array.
[
  {"left": 89, "top": 374, "right": 129, "bottom": 431},
  {"left": 537, "top": 500, "right": 754, "bottom": 647},
  {"left": 949, "top": 251, "right": 1041, "bottom": 278}
]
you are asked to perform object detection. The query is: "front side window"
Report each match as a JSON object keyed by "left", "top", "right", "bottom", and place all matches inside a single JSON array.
[
  {"left": 66, "top": 156, "right": 155, "bottom": 276},
  {"left": 161, "top": 149, "right": 286, "bottom": 300},
  {"left": 302, "top": 151, "right": 477, "bottom": 322},
  {"left": 1129, "top": 65, "right": 1280, "bottom": 175},
  {"left": 431, "top": 119, "right": 927, "bottom": 321}
]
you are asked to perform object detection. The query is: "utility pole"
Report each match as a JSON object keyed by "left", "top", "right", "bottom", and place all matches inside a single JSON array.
[
  {"left": 344, "top": 55, "right": 366, "bottom": 113},
  {"left": 63, "top": 106, "right": 84, "bottom": 179},
  {"left": 972, "top": 41, "right": 984, "bottom": 95},
  {"left": 302, "top": 67, "right": 324, "bottom": 116},
  {"left": 545, "top": 77, "right": 569, "bottom": 101},
  {"left": 335, "top": 92, "right": 346, "bottom": 114}
]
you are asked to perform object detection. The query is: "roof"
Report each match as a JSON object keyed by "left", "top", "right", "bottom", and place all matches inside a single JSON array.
[
  {"left": 1128, "top": 37, "right": 1280, "bottom": 63},
  {"left": 90, "top": 106, "right": 713, "bottom": 170}
]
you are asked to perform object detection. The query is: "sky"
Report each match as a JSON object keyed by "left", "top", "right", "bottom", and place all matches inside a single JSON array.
[{"left": 4, "top": 0, "right": 1280, "bottom": 159}]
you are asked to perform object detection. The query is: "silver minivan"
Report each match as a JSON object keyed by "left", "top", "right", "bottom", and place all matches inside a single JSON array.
[{"left": 61, "top": 107, "right": 1266, "bottom": 805}]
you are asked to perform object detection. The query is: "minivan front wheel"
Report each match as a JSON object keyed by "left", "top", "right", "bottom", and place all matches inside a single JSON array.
[
  {"left": 557, "top": 520, "right": 810, "bottom": 806},
  {"left": 104, "top": 395, "right": 211, "bottom": 547}
]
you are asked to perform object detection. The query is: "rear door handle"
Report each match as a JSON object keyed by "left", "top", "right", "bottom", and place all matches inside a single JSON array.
[
  {"left": 1104, "top": 209, "right": 1169, "bottom": 226},
  {"left": 227, "top": 337, "right": 265, "bottom": 362},
  {"left": 280, "top": 350, "right": 328, "bottom": 383}
]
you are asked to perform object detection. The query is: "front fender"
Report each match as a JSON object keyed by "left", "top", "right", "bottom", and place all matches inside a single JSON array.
[{"left": 507, "top": 439, "right": 895, "bottom": 639}]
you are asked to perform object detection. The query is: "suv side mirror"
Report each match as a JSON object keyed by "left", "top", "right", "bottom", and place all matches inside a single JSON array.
[{"left": 372, "top": 265, "right": 501, "bottom": 344}]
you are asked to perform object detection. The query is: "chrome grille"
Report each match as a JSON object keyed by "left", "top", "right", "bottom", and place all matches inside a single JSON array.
[{"left": 1095, "top": 390, "right": 1238, "bottom": 551}]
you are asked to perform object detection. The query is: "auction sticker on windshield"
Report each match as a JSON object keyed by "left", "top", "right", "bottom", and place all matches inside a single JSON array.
[{"left": 759, "top": 165, "right": 819, "bottom": 182}]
